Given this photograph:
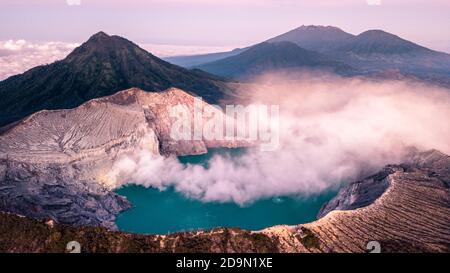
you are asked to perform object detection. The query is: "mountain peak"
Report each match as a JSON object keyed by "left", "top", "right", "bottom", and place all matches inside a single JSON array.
[
  {"left": 83, "top": 31, "right": 125, "bottom": 47},
  {"left": 296, "top": 25, "right": 344, "bottom": 31},
  {"left": 90, "top": 31, "right": 110, "bottom": 39},
  {"left": 357, "top": 29, "right": 400, "bottom": 40},
  {"left": 266, "top": 25, "right": 354, "bottom": 52},
  {"left": 84, "top": 31, "right": 113, "bottom": 44},
  {"left": 65, "top": 31, "right": 144, "bottom": 64},
  {"left": 339, "top": 29, "right": 431, "bottom": 54}
]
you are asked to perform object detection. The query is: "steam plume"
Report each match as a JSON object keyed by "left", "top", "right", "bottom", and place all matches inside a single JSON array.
[{"left": 108, "top": 73, "right": 450, "bottom": 204}]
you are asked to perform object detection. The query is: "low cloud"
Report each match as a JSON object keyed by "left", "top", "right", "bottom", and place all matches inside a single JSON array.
[
  {"left": 0, "top": 40, "right": 79, "bottom": 80},
  {"left": 108, "top": 73, "right": 450, "bottom": 205}
]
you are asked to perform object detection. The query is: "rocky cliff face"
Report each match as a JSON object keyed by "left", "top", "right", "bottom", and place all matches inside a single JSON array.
[
  {"left": 274, "top": 149, "right": 450, "bottom": 252},
  {"left": 0, "top": 87, "right": 243, "bottom": 229},
  {"left": 316, "top": 167, "right": 394, "bottom": 219},
  {"left": 1, "top": 150, "right": 449, "bottom": 253},
  {"left": 317, "top": 149, "right": 450, "bottom": 218}
]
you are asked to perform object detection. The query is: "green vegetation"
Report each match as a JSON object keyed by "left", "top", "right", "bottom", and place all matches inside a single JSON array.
[
  {"left": 297, "top": 227, "right": 320, "bottom": 250},
  {"left": 0, "top": 212, "right": 280, "bottom": 253}
]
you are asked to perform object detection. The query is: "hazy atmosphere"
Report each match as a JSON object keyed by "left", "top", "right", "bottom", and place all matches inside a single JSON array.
[
  {"left": 2, "top": 0, "right": 450, "bottom": 49},
  {"left": 1, "top": 0, "right": 450, "bottom": 254}
]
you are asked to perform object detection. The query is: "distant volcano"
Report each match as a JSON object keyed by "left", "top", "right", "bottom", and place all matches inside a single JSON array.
[
  {"left": 195, "top": 41, "right": 355, "bottom": 79},
  {"left": 334, "top": 29, "right": 431, "bottom": 55},
  {"left": 266, "top": 25, "right": 355, "bottom": 52},
  {"left": 169, "top": 25, "right": 450, "bottom": 86}
]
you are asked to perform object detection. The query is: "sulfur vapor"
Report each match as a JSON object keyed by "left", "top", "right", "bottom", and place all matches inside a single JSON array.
[{"left": 107, "top": 73, "right": 450, "bottom": 205}]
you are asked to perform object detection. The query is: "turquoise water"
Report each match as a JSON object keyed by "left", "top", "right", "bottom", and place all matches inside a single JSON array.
[{"left": 115, "top": 148, "right": 336, "bottom": 234}]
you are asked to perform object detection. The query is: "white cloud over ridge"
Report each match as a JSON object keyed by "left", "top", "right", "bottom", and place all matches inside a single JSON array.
[{"left": 0, "top": 40, "right": 79, "bottom": 80}]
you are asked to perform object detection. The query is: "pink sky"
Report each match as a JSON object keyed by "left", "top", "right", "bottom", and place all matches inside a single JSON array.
[{"left": 0, "top": 1, "right": 449, "bottom": 51}]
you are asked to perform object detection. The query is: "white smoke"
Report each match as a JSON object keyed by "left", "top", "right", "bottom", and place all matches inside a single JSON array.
[{"left": 108, "top": 73, "right": 450, "bottom": 205}]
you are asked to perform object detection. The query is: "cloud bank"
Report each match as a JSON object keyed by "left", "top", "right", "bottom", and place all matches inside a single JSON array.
[
  {"left": 0, "top": 40, "right": 79, "bottom": 80},
  {"left": 107, "top": 74, "right": 450, "bottom": 205}
]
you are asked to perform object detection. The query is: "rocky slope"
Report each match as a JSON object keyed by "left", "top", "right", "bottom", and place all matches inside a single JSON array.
[
  {"left": 0, "top": 87, "right": 243, "bottom": 229},
  {"left": 1, "top": 150, "right": 449, "bottom": 253}
]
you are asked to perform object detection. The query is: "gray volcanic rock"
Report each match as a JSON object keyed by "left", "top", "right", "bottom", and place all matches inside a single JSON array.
[
  {"left": 295, "top": 149, "right": 450, "bottom": 253},
  {"left": 0, "top": 160, "right": 131, "bottom": 230},
  {"left": 316, "top": 166, "right": 397, "bottom": 219},
  {"left": 0, "top": 87, "right": 243, "bottom": 229},
  {"left": 317, "top": 149, "right": 450, "bottom": 219}
]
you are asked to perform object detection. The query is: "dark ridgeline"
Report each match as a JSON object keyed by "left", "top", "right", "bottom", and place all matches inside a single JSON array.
[
  {"left": 327, "top": 30, "right": 450, "bottom": 88},
  {"left": 164, "top": 47, "right": 248, "bottom": 68},
  {"left": 0, "top": 32, "right": 232, "bottom": 127},
  {"left": 196, "top": 41, "right": 355, "bottom": 80},
  {"left": 266, "top": 25, "right": 356, "bottom": 52},
  {"left": 335, "top": 29, "right": 431, "bottom": 55}
]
